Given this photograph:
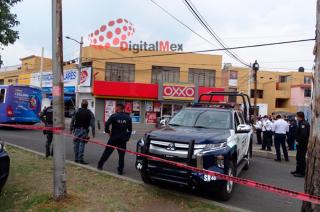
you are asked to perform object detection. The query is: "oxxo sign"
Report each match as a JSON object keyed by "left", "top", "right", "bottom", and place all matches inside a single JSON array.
[{"left": 162, "top": 83, "right": 195, "bottom": 100}]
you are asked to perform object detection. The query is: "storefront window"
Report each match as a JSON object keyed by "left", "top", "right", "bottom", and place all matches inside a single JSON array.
[{"left": 105, "top": 62, "right": 135, "bottom": 82}]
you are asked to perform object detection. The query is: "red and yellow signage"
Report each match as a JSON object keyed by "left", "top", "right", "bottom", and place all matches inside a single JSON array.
[{"left": 162, "top": 83, "right": 195, "bottom": 101}]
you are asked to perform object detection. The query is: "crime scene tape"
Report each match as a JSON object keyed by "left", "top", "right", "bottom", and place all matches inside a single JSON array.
[{"left": 1, "top": 123, "right": 320, "bottom": 205}]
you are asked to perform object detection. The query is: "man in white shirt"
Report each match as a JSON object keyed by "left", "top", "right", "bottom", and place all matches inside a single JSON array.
[
  {"left": 254, "top": 117, "right": 263, "bottom": 145},
  {"left": 273, "top": 115, "right": 289, "bottom": 162},
  {"left": 261, "top": 115, "right": 273, "bottom": 151}
]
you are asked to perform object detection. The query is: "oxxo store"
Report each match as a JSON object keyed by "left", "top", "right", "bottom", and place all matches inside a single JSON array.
[{"left": 93, "top": 81, "right": 224, "bottom": 125}]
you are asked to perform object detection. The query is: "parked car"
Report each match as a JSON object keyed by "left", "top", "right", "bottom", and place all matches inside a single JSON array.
[
  {"left": 136, "top": 92, "right": 253, "bottom": 200},
  {"left": 0, "top": 142, "right": 10, "bottom": 194}
]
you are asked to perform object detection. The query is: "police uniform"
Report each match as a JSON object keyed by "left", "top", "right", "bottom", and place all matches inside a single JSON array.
[
  {"left": 254, "top": 120, "right": 263, "bottom": 144},
  {"left": 97, "top": 112, "right": 132, "bottom": 174},
  {"left": 287, "top": 120, "right": 297, "bottom": 150},
  {"left": 294, "top": 120, "right": 310, "bottom": 176},
  {"left": 262, "top": 118, "right": 273, "bottom": 151},
  {"left": 272, "top": 118, "right": 289, "bottom": 161},
  {"left": 40, "top": 106, "right": 53, "bottom": 157},
  {"left": 70, "top": 108, "right": 95, "bottom": 164}
]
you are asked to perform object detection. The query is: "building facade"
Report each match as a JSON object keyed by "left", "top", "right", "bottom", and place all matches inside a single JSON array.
[
  {"left": 222, "top": 64, "right": 313, "bottom": 116},
  {"left": 0, "top": 47, "right": 313, "bottom": 123}
]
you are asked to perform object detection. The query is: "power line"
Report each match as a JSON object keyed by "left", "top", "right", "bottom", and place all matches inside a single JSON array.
[
  {"left": 84, "top": 38, "right": 315, "bottom": 61},
  {"left": 149, "top": 0, "right": 219, "bottom": 49},
  {"left": 183, "top": 0, "right": 250, "bottom": 67}
]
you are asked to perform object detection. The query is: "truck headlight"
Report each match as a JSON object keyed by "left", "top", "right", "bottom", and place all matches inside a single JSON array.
[{"left": 202, "top": 142, "right": 227, "bottom": 150}]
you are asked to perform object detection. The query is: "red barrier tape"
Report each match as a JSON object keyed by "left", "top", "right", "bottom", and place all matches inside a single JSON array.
[{"left": 1, "top": 123, "right": 320, "bottom": 205}]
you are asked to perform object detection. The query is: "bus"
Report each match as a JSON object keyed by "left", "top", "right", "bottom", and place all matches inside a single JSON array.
[{"left": 0, "top": 85, "right": 42, "bottom": 124}]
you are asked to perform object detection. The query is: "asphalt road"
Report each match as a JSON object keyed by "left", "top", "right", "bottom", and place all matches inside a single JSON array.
[{"left": 0, "top": 127, "right": 304, "bottom": 212}]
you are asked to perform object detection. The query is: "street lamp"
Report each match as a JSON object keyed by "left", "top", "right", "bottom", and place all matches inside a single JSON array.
[
  {"left": 252, "top": 60, "right": 259, "bottom": 124},
  {"left": 65, "top": 36, "right": 83, "bottom": 109}
]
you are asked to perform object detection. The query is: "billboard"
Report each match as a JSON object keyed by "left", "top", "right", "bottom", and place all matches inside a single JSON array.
[{"left": 30, "top": 69, "right": 78, "bottom": 88}]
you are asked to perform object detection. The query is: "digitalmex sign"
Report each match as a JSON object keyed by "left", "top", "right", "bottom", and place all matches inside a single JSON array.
[{"left": 162, "top": 83, "right": 196, "bottom": 101}]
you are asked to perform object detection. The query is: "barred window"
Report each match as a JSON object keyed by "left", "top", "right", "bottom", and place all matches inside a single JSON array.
[
  {"left": 151, "top": 66, "right": 180, "bottom": 84},
  {"left": 188, "top": 68, "right": 216, "bottom": 87},
  {"left": 105, "top": 62, "right": 135, "bottom": 82}
]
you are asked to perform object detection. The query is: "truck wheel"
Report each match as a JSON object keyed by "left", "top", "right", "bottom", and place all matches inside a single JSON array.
[
  {"left": 140, "top": 171, "right": 152, "bottom": 184},
  {"left": 217, "top": 162, "right": 235, "bottom": 201}
]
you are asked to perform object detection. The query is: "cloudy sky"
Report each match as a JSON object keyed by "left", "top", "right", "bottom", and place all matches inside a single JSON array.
[{"left": 0, "top": 0, "right": 316, "bottom": 71}]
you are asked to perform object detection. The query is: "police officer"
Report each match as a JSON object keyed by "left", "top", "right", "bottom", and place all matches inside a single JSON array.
[
  {"left": 70, "top": 99, "right": 95, "bottom": 164},
  {"left": 291, "top": 112, "right": 310, "bottom": 177},
  {"left": 97, "top": 103, "right": 132, "bottom": 175},
  {"left": 261, "top": 115, "right": 273, "bottom": 151},
  {"left": 40, "top": 102, "right": 53, "bottom": 158},
  {"left": 287, "top": 119, "right": 297, "bottom": 151},
  {"left": 254, "top": 117, "right": 263, "bottom": 145},
  {"left": 272, "top": 115, "right": 289, "bottom": 162}
]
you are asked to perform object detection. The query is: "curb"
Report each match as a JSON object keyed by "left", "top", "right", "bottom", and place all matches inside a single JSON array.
[{"left": 5, "top": 142, "right": 250, "bottom": 212}]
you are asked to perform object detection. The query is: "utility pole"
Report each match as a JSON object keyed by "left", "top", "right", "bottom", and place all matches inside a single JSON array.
[
  {"left": 76, "top": 36, "right": 83, "bottom": 110},
  {"left": 252, "top": 60, "right": 259, "bottom": 124},
  {"left": 302, "top": 1, "right": 320, "bottom": 211},
  {"left": 52, "top": 0, "right": 67, "bottom": 200}
]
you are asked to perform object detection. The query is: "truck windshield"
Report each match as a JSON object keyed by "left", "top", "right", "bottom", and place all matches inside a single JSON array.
[{"left": 169, "top": 109, "right": 231, "bottom": 129}]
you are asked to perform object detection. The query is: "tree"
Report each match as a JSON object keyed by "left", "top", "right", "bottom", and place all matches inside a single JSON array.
[
  {"left": 0, "top": 0, "right": 22, "bottom": 47},
  {"left": 302, "top": 1, "right": 320, "bottom": 211}
]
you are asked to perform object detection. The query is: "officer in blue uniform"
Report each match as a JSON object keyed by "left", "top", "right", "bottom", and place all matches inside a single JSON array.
[
  {"left": 97, "top": 104, "right": 132, "bottom": 175},
  {"left": 287, "top": 119, "right": 297, "bottom": 151},
  {"left": 291, "top": 112, "right": 310, "bottom": 177}
]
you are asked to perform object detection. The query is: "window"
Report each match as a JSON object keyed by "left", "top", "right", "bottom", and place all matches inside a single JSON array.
[
  {"left": 0, "top": 89, "right": 6, "bottom": 103},
  {"left": 169, "top": 109, "right": 231, "bottom": 129},
  {"left": 152, "top": 66, "right": 180, "bottom": 83},
  {"left": 250, "top": 89, "right": 264, "bottom": 98},
  {"left": 304, "top": 76, "right": 312, "bottom": 84},
  {"left": 279, "top": 75, "right": 289, "bottom": 83},
  {"left": 105, "top": 62, "right": 135, "bottom": 82},
  {"left": 188, "top": 68, "right": 216, "bottom": 87},
  {"left": 304, "top": 88, "right": 311, "bottom": 97}
]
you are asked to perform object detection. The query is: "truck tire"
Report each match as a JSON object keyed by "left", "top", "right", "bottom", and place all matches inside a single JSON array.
[
  {"left": 217, "top": 162, "right": 235, "bottom": 201},
  {"left": 140, "top": 171, "right": 152, "bottom": 184}
]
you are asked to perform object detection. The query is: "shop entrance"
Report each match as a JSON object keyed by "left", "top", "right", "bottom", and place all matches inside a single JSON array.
[{"left": 161, "top": 103, "right": 184, "bottom": 120}]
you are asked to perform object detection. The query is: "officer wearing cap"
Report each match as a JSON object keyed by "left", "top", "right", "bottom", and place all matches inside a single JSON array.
[
  {"left": 97, "top": 103, "right": 132, "bottom": 175},
  {"left": 291, "top": 111, "right": 310, "bottom": 177}
]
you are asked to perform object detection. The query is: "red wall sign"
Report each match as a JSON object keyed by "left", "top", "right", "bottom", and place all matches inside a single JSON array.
[{"left": 162, "top": 83, "right": 195, "bottom": 100}]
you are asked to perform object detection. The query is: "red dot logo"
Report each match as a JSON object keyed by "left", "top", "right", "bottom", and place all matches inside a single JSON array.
[{"left": 89, "top": 18, "right": 135, "bottom": 49}]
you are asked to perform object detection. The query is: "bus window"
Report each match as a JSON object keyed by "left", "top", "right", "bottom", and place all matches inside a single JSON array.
[{"left": 0, "top": 89, "right": 5, "bottom": 103}]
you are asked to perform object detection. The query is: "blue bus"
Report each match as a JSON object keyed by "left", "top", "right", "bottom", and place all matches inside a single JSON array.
[{"left": 0, "top": 85, "right": 42, "bottom": 124}]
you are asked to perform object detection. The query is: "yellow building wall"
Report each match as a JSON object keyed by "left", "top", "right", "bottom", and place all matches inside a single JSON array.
[{"left": 82, "top": 46, "right": 223, "bottom": 86}]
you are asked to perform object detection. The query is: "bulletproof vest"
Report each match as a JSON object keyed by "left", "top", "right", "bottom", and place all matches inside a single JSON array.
[{"left": 74, "top": 108, "right": 92, "bottom": 129}]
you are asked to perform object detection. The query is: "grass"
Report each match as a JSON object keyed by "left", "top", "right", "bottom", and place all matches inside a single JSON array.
[{"left": 0, "top": 146, "right": 227, "bottom": 212}]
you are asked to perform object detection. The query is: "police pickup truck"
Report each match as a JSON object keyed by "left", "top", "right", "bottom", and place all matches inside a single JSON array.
[{"left": 136, "top": 92, "right": 253, "bottom": 200}]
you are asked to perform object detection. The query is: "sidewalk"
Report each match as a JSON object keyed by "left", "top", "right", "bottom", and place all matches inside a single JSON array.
[{"left": 252, "top": 133, "right": 296, "bottom": 160}]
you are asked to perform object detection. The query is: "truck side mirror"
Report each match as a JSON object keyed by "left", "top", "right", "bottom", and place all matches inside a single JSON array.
[{"left": 236, "top": 124, "right": 251, "bottom": 133}]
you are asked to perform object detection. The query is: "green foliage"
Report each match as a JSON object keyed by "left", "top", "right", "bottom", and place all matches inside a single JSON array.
[{"left": 0, "top": 0, "right": 23, "bottom": 46}]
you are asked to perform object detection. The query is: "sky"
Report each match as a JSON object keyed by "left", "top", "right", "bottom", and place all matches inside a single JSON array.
[{"left": 0, "top": 0, "right": 316, "bottom": 72}]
